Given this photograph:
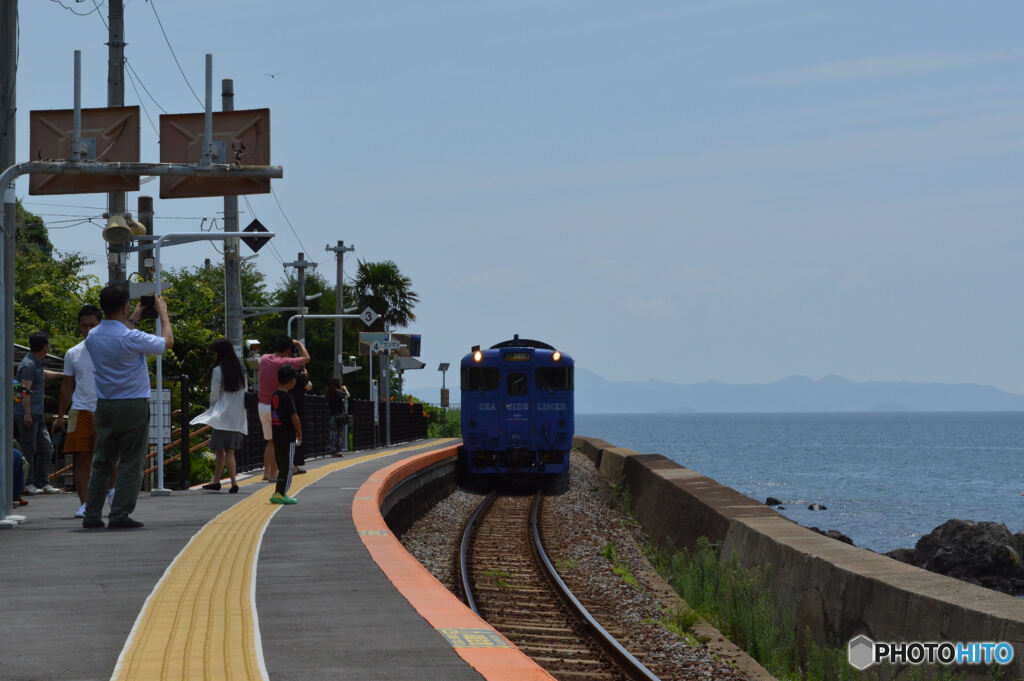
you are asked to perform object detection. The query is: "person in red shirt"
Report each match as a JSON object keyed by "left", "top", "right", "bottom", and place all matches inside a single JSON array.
[{"left": 256, "top": 336, "right": 309, "bottom": 481}]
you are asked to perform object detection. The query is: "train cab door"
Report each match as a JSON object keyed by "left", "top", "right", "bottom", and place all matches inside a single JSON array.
[{"left": 502, "top": 371, "right": 532, "bottom": 446}]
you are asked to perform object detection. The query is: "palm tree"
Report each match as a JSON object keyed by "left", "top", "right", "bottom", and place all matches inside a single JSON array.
[{"left": 353, "top": 260, "right": 419, "bottom": 331}]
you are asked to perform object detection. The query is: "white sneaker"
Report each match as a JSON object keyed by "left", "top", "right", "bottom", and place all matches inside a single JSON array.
[
  {"left": 107, "top": 489, "right": 116, "bottom": 505},
  {"left": 42, "top": 485, "right": 63, "bottom": 494},
  {"left": 24, "top": 484, "right": 39, "bottom": 495},
  {"left": 74, "top": 503, "right": 86, "bottom": 518}
]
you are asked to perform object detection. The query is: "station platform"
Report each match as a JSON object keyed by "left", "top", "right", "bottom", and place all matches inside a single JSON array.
[{"left": 0, "top": 439, "right": 550, "bottom": 681}]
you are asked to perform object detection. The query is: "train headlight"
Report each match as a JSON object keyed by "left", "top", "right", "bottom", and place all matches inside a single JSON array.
[
  {"left": 552, "top": 351, "right": 561, "bottom": 362},
  {"left": 473, "top": 350, "right": 482, "bottom": 362}
]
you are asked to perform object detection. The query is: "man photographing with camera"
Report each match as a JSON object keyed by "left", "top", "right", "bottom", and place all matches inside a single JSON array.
[
  {"left": 257, "top": 336, "right": 310, "bottom": 482},
  {"left": 82, "top": 284, "right": 174, "bottom": 529}
]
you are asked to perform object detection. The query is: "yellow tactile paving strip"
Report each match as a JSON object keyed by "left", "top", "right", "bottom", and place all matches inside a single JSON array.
[{"left": 111, "top": 442, "right": 445, "bottom": 681}]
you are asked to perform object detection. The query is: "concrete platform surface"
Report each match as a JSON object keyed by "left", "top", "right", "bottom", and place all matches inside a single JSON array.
[{"left": 0, "top": 438, "right": 491, "bottom": 681}]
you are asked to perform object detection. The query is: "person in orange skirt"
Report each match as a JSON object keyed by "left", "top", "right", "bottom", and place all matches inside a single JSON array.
[{"left": 53, "top": 305, "right": 115, "bottom": 518}]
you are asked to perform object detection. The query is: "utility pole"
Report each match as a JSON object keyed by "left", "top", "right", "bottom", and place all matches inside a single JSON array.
[
  {"left": 326, "top": 240, "right": 355, "bottom": 382},
  {"left": 137, "top": 195, "right": 153, "bottom": 280},
  {"left": 0, "top": 0, "right": 17, "bottom": 521},
  {"left": 106, "top": 0, "right": 127, "bottom": 284},
  {"left": 222, "top": 78, "right": 243, "bottom": 357},
  {"left": 283, "top": 252, "right": 316, "bottom": 342}
]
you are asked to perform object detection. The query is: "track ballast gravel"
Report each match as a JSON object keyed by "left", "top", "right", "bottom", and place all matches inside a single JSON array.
[{"left": 400, "top": 452, "right": 756, "bottom": 681}]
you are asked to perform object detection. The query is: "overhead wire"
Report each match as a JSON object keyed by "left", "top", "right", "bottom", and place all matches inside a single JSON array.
[
  {"left": 50, "top": 0, "right": 106, "bottom": 17},
  {"left": 243, "top": 196, "right": 287, "bottom": 267},
  {"left": 125, "top": 66, "right": 160, "bottom": 138},
  {"left": 46, "top": 218, "right": 101, "bottom": 230},
  {"left": 125, "top": 59, "right": 167, "bottom": 113},
  {"left": 21, "top": 201, "right": 108, "bottom": 210},
  {"left": 145, "top": 0, "right": 205, "bottom": 109},
  {"left": 87, "top": 1, "right": 161, "bottom": 140},
  {"left": 270, "top": 187, "right": 308, "bottom": 255}
]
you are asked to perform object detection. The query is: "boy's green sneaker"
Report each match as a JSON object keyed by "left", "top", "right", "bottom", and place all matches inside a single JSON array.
[
  {"left": 269, "top": 493, "right": 286, "bottom": 504},
  {"left": 280, "top": 494, "right": 298, "bottom": 505}
]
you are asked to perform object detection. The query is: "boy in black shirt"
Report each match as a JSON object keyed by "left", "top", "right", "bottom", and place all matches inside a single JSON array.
[{"left": 270, "top": 365, "right": 303, "bottom": 504}]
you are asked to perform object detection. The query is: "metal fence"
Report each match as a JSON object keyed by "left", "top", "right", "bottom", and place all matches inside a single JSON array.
[
  {"left": 350, "top": 400, "right": 428, "bottom": 451},
  {"left": 235, "top": 396, "right": 427, "bottom": 473}
]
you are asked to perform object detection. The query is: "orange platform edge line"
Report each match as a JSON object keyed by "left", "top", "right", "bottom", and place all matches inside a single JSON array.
[{"left": 352, "top": 444, "right": 556, "bottom": 681}]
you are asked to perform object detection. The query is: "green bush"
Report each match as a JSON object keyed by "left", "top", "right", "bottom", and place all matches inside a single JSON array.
[{"left": 423, "top": 403, "right": 460, "bottom": 438}]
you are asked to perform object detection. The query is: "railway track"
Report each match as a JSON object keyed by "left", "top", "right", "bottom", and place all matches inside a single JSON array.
[{"left": 460, "top": 491, "right": 661, "bottom": 681}]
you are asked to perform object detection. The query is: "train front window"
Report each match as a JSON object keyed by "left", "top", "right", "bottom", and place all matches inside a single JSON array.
[
  {"left": 462, "top": 366, "right": 499, "bottom": 391},
  {"left": 536, "top": 367, "right": 574, "bottom": 391},
  {"left": 507, "top": 372, "right": 528, "bottom": 396}
]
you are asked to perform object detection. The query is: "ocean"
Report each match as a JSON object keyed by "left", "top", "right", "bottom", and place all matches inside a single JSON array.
[{"left": 575, "top": 412, "right": 1024, "bottom": 554}]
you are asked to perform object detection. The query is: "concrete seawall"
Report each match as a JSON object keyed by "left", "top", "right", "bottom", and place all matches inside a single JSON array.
[{"left": 575, "top": 436, "right": 1024, "bottom": 680}]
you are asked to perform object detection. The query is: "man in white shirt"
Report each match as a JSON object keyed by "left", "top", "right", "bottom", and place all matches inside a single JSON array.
[
  {"left": 53, "top": 304, "right": 115, "bottom": 518},
  {"left": 82, "top": 285, "right": 173, "bottom": 530}
]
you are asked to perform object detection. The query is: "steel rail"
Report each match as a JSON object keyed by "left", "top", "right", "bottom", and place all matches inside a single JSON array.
[
  {"left": 529, "top": 491, "right": 662, "bottom": 681},
  {"left": 459, "top": 490, "right": 663, "bottom": 681},
  {"left": 459, "top": 490, "right": 497, "bottom": 614}
]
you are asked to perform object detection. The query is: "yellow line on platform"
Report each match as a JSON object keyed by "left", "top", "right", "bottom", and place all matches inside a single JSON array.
[{"left": 110, "top": 442, "right": 443, "bottom": 681}]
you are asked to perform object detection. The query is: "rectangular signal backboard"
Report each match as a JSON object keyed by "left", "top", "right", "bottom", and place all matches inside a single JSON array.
[
  {"left": 28, "top": 106, "right": 141, "bottom": 195},
  {"left": 159, "top": 108, "right": 270, "bottom": 198}
]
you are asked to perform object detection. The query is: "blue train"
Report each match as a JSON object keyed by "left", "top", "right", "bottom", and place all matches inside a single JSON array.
[{"left": 460, "top": 335, "right": 574, "bottom": 477}]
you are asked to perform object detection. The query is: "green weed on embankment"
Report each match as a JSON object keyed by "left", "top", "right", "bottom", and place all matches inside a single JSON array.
[{"left": 644, "top": 537, "right": 970, "bottom": 681}]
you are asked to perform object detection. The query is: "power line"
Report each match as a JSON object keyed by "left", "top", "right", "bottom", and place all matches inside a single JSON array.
[
  {"left": 44, "top": 218, "right": 101, "bottom": 230},
  {"left": 29, "top": 212, "right": 105, "bottom": 218},
  {"left": 146, "top": 0, "right": 204, "bottom": 109},
  {"left": 91, "top": 0, "right": 108, "bottom": 28},
  {"left": 21, "top": 201, "right": 108, "bottom": 210},
  {"left": 125, "top": 66, "right": 160, "bottom": 138},
  {"left": 125, "top": 58, "right": 167, "bottom": 113},
  {"left": 50, "top": 0, "right": 106, "bottom": 17},
  {"left": 243, "top": 196, "right": 286, "bottom": 267},
  {"left": 270, "top": 187, "right": 308, "bottom": 255}
]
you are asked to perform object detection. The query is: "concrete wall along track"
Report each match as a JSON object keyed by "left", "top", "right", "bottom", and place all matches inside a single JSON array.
[{"left": 574, "top": 436, "right": 1024, "bottom": 681}]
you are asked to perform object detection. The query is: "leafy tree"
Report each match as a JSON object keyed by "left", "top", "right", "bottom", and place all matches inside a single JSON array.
[
  {"left": 13, "top": 200, "right": 99, "bottom": 353},
  {"left": 12, "top": 202, "right": 421, "bottom": 409},
  {"left": 352, "top": 259, "right": 419, "bottom": 331},
  {"left": 143, "top": 260, "right": 273, "bottom": 405}
]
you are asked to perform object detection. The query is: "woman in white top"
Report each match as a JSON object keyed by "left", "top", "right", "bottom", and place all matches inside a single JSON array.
[{"left": 191, "top": 338, "right": 248, "bottom": 492}]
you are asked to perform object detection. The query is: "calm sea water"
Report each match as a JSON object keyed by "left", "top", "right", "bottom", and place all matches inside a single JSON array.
[{"left": 576, "top": 412, "right": 1024, "bottom": 554}]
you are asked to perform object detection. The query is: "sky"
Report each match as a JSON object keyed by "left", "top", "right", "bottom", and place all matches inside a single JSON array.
[{"left": 10, "top": 1, "right": 1024, "bottom": 395}]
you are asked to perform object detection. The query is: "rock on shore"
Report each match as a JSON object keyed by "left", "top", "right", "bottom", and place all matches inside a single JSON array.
[{"left": 886, "top": 519, "right": 1024, "bottom": 595}]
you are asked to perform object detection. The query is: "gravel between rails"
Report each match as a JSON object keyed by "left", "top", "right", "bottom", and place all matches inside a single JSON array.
[{"left": 399, "top": 452, "right": 764, "bottom": 681}]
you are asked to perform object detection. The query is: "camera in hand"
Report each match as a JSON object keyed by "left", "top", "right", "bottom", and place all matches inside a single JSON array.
[{"left": 140, "top": 295, "right": 158, "bottom": 320}]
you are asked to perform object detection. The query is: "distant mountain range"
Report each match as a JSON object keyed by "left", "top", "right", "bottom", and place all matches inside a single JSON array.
[{"left": 407, "top": 369, "right": 1024, "bottom": 414}]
